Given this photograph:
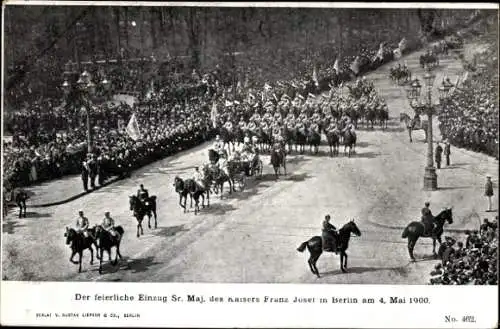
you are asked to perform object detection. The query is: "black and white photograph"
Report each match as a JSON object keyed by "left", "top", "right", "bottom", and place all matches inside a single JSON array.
[{"left": 1, "top": 1, "right": 498, "bottom": 327}]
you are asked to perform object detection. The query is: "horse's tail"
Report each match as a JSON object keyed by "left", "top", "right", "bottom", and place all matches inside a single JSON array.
[
  {"left": 297, "top": 241, "right": 308, "bottom": 252},
  {"left": 401, "top": 225, "right": 410, "bottom": 239}
]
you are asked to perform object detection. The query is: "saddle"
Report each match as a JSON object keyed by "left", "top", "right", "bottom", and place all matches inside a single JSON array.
[{"left": 322, "top": 230, "right": 339, "bottom": 253}]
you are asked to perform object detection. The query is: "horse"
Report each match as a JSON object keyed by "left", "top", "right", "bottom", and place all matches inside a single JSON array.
[
  {"left": 270, "top": 146, "right": 287, "bottom": 179},
  {"left": 297, "top": 220, "right": 362, "bottom": 277},
  {"left": 129, "top": 195, "right": 157, "bottom": 237},
  {"left": 295, "top": 127, "right": 308, "bottom": 154},
  {"left": 11, "top": 188, "right": 28, "bottom": 218},
  {"left": 219, "top": 127, "right": 235, "bottom": 153},
  {"left": 325, "top": 129, "right": 340, "bottom": 156},
  {"left": 203, "top": 163, "right": 234, "bottom": 199},
  {"left": 173, "top": 176, "right": 193, "bottom": 213},
  {"left": 342, "top": 129, "right": 357, "bottom": 157},
  {"left": 95, "top": 225, "right": 124, "bottom": 274},
  {"left": 307, "top": 127, "right": 321, "bottom": 154},
  {"left": 282, "top": 126, "right": 297, "bottom": 154},
  {"left": 401, "top": 207, "right": 454, "bottom": 262},
  {"left": 64, "top": 226, "right": 99, "bottom": 273},
  {"left": 419, "top": 52, "right": 439, "bottom": 70},
  {"left": 376, "top": 107, "right": 389, "bottom": 130},
  {"left": 364, "top": 108, "right": 377, "bottom": 130},
  {"left": 400, "top": 113, "right": 428, "bottom": 143}
]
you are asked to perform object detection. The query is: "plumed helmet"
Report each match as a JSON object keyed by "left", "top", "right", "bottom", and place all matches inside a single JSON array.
[
  {"left": 244, "top": 136, "right": 250, "bottom": 143},
  {"left": 425, "top": 202, "right": 430, "bottom": 207},
  {"left": 325, "top": 214, "right": 331, "bottom": 220}
]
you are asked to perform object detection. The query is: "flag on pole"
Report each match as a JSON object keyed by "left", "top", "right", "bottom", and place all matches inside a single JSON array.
[
  {"left": 350, "top": 57, "right": 360, "bottom": 75},
  {"left": 333, "top": 58, "right": 340, "bottom": 72},
  {"left": 126, "top": 113, "right": 141, "bottom": 141},
  {"left": 312, "top": 65, "right": 319, "bottom": 87},
  {"left": 211, "top": 101, "right": 218, "bottom": 128}
]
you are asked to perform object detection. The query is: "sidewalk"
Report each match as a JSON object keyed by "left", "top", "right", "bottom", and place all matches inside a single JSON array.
[{"left": 16, "top": 175, "right": 121, "bottom": 208}]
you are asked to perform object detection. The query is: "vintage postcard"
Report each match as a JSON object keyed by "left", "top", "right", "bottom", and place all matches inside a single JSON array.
[{"left": 1, "top": 1, "right": 498, "bottom": 328}]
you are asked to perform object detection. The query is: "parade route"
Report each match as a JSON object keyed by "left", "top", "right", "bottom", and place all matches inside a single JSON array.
[{"left": 2, "top": 43, "right": 497, "bottom": 284}]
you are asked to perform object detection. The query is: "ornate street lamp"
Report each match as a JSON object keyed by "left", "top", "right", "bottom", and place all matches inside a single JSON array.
[
  {"left": 405, "top": 69, "right": 453, "bottom": 190},
  {"left": 61, "top": 71, "right": 111, "bottom": 154}
]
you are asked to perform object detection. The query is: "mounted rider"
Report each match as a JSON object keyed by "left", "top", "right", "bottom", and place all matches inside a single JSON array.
[
  {"left": 102, "top": 211, "right": 120, "bottom": 240},
  {"left": 193, "top": 166, "right": 205, "bottom": 191},
  {"left": 322, "top": 214, "right": 338, "bottom": 253},
  {"left": 238, "top": 117, "right": 247, "bottom": 131},
  {"left": 213, "top": 135, "right": 223, "bottom": 154},
  {"left": 421, "top": 201, "right": 435, "bottom": 235},
  {"left": 76, "top": 210, "right": 95, "bottom": 240},
  {"left": 326, "top": 120, "right": 339, "bottom": 133},
  {"left": 137, "top": 184, "right": 149, "bottom": 205},
  {"left": 223, "top": 120, "right": 233, "bottom": 133}
]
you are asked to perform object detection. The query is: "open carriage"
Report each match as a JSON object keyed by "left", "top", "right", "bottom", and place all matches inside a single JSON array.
[{"left": 208, "top": 149, "right": 263, "bottom": 191}]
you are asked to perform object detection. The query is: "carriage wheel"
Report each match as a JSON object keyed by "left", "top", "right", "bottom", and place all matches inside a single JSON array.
[{"left": 238, "top": 173, "right": 246, "bottom": 191}]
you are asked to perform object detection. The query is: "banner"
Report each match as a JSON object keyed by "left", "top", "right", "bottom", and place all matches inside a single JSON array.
[
  {"left": 312, "top": 65, "right": 319, "bottom": 87},
  {"left": 393, "top": 48, "right": 402, "bottom": 59},
  {"left": 211, "top": 102, "right": 218, "bottom": 128},
  {"left": 350, "top": 57, "right": 360, "bottom": 75},
  {"left": 333, "top": 58, "right": 340, "bottom": 72},
  {"left": 126, "top": 113, "right": 141, "bottom": 141}
]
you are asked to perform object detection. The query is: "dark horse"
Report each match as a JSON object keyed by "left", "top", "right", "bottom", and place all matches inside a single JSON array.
[
  {"left": 173, "top": 176, "right": 209, "bottom": 215},
  {"left": 307, "top": 128, "right": 321, "bottom": 154},
  {"left": 325, "top": 129, "right": 340, "bottom": 157},
  {"left": 270, "top": 146, "right": 287, "bottom": 179},
  {"left": 342, "top": 129, "right": 357, "bottom": 157},
  {"left": 174, "top": 176, "right": 193, "bottom": 212},
  {"left": 95, "top": 225, "right": 124, "bottom": 274},
  {"left": 401, "top": 208, "right": 453, "bottom": 262},
  {"left": 297, "top": 220, "right": 362, "bottom": 277},
  {"left": 129, "top": 195, "right": 158, "bottom": 237},
  {"left": 203, "top": 164, "right": 234, "bottom": 198},
  {"left": 10, "top": 188, "right": 29, "bottom": 218},
  {"left": 64, "top": 227, "right": 99, "bottom": 273}
]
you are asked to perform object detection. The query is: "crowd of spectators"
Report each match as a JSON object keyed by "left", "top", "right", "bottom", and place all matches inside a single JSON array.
[
  {"left": 2, "top": 19, "right": 490, "bottom": 194},
  {"left": 438, "top": 45, "right": 499, "bottom": 159},
  {"left": 429, "top": 216, "right": 498, "bottom": 285}
]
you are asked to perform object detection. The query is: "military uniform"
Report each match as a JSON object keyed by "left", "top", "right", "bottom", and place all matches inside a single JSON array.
[
  {"left": 137, "top": 187, "right": 149, "bottom": 203},
  {"left": 421, "top": 205, "right": 434, "bottom": 235},
  {"left": 76, "top": 213, "right": 93, "bottom": 239},
  {"left": 322, "top": 219, "right": 337, "bottom": 252},
  {"left": 102, "top": 213, "right": 119, "bottom": 239}
]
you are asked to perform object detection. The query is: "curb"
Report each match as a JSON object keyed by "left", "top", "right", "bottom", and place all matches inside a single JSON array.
[
  {"left": 367, "top": 220, "right": 479, "bottom": 234},
  {"left": 29, "top": 176, "right": 123, "bottom": 208}
]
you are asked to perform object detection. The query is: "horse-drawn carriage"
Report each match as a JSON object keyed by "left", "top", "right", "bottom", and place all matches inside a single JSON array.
[
  {"left": 208, "top": 148, "right": 263, "bottom": 192},
  {"left": 419, "top": 51, "right": 440, "bottom": 70},
  {"left": 389, "top": 66, "right": 412, "bottom": 85}
]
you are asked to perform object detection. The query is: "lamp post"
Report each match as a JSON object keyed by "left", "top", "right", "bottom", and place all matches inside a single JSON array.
[
  {"left": 405, "top": 70, "right": 453, "bottom": 190},
  {"left": 61, "top": 70, "right": 111, "bottom": 154}
]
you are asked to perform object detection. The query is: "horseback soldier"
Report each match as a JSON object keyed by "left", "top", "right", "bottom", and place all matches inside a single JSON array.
[
  {"left": 322, "top": 214, "right": 338, "bottom": 253},
  {"left": 223, "top": 120, "right": 233, "bottom": 133},
  {"left": 421, "top": 201, "right": 434, "bottom": 236},
  {"left": 102, "top": 211, "right": 120, "bottom": 240},
  {"left": 310, "top": 121, "right": 320, "bottom": 133},
  {"left": 247, "top": 120, "right": 257, "bottom": 133},
  {"left": 326, "top": 120, "right": 338, "bottom": 133},
  {"left": 238, "top": 117, "right": 247, "bottom": 131},
  {"left": 76, "top": 210, "right": 95, "bottom": 240},
  {"left": 137, "top": 184, "right": 149, "bottom": 204},
  {"left": 193, "top": 166, "right": 205, "bottom": 191},
  {"left": 213, "top": 135, "right": 222, "bottom": 153}
]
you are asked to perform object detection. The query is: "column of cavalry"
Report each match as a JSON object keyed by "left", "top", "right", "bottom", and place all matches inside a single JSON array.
[{"left": 171, "top": 76, "right": 390, "bottom": 216}]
